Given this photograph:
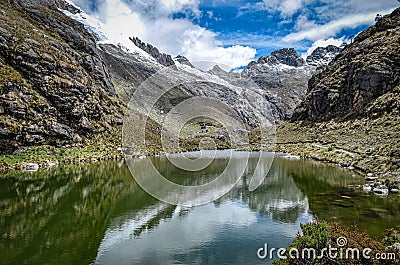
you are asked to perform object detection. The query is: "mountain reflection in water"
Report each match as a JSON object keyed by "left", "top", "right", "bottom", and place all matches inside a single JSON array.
[{"left": 1, "top": 151, "right": 399, "bottom": 265}]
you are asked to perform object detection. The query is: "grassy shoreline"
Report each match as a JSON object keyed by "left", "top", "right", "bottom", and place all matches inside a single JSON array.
[
  {"left": 0, "top": 144, "right": 125, "bottom": 171},
  {"left": 276, "top": 116, "right": 400, "bottom": 182},
  {"left": 0, "top": 128, "right": 124, "bottom": 172},
  {"left": 1, "top": 116, "right": 399, "bottom": 184}
]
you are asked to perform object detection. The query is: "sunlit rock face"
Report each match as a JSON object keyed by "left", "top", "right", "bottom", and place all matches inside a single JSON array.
[{"left": 0, "top": 0, "right": 123, "bottom": 152}]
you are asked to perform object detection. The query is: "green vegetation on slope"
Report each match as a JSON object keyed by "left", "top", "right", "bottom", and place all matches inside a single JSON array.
[{"left": 275, "top": 221, "right": 400, "bottom": 265}]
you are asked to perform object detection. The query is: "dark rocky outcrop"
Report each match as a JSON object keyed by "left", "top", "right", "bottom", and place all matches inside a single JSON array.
[
  {"left": 256, "top": 48, "right": 305, "bottom": 67},
  {"left": 174, "top": 55, "right": 194, "bottom": 68},
  {"left": 0, "top": 0, "right": 123, "bottom": 153},
  {"left": 293, "top": 8, "right": 400, "bottom": 121},
  {"left": 10, "top": 0, "right": 81, "bottom": 14},
  {"left": 129, "top": 37, "right": 176, "bottom": 68}
]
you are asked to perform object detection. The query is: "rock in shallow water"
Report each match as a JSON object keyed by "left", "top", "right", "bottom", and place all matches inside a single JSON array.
[
  {"left": 24, "top": 163, "right": 39, "bottom": 171},
  {"left": 373, "top": 185, "right": 389, "bottom": 196}
]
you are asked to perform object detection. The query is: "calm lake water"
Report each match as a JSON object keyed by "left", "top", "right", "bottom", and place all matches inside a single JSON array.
[{"left": 1, "top": 151, "right": 399, "bottom": 265}]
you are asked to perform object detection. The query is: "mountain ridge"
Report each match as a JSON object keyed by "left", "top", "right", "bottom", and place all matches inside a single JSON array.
[
  {"left": 0, "top": 0, "right": 342, "bottom": 156},
  {"left": 292, "top": 7, "right": 400, "bottom": 121},
  {"left": 276, "top": 7, "right": 400, "bottom": 184}
]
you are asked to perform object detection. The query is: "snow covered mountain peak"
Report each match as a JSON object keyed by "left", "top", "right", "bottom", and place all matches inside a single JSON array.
[
  {"left": 59, "top": 0, "right": 342, "bottom": 122},
  {"left": 306, "top": 45, "right": 342, "bottom": 66}
]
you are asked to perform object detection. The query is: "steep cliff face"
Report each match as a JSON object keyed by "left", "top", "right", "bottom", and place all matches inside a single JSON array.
[
  {"left": 0, "top": 0, "right": 123, "bottom": 153},
  {"left": 102, "top": 42, "right": 272, "bottom": 130},
  {"left": 292, "top": 8, "right": 400, "bottom": 121},
  {"left": 11, "top": 0, "right": 81, "bottom": 14},
  {"left": 129, "top": 37, "right": 176, "bottom": 68},
  {"left": 98, "top": 43, "right": 161, "bottom": 103}
]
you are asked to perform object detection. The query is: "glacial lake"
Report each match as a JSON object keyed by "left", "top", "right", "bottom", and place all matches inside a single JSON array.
[{"left": 1, "top": 151, "right": 399, "bottom": 265}]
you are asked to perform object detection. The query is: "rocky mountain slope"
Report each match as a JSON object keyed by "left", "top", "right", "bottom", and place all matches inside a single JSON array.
[
  {"left": 0, "top": 0, "right": 341, "bottom": 158},
  {"left": 210, "top": 47, "right": 341, "bottom": 120},
  {"left": 276, "top": 7, "right": 400, "bottom": 184},
  {"left": 101, "top": 42, "right": 272, "bottom": 134},
  {"left": 292, "top": 8, "right": 400, "bottom": 121},
  {"left": 110, "top": 37, "right": 340, "bottom": 132},
  {"left": 0, "top": 0, "right": 124, "bottom": 153}
]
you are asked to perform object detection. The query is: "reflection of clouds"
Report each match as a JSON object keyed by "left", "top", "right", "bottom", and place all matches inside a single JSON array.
[
  {"left": 95, "top": 201, "right": 257, "bottom": 264},
  {"left": 94, "top": 153, "right": 318, "bottom": 264},
  {"left": 261, "top": 198, "right": 308, "bottom": 212},
  {"left": 97, "top": 203, "right": 169, "bottom": 253},
  {"left": 229, "top": 156, "right": 310, "bottom": 224},
  {"left": 185, "top": 201, "right": 257, "bottom": 229}
]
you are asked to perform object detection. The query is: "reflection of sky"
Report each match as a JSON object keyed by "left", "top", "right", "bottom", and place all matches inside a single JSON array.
[
  {"left": 94, "top": 154, "right": 315, "bottom": 264},
  {"left": 94, "top": 198, "right": 314, "bottom": 265}
]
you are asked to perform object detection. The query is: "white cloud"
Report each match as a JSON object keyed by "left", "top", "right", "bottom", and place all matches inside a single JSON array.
[
  {"left": 263, "top": 0, "right": 303, "bottom": 16},
  {"left": 137, "top": 18, "right": 256, "bottom": 70},
  {"left": 108, "top": 0, "right": 200, "bottom": 18},
  {"left": 69, "top": 0, "right": 255, "bottom": 70},
  {"left": 301, "top": 37, "right": 343, "bottom": 59},
  {"left": 279, "top": 0, "right": 302, "bottom": 16},
  {"left": 89, "top": 0, "right": 146, "bottom": 48},
  {"left": 294, "top": 15, "right": 317, "bottom": 31},
  {"left": 175, "top": 26, "right": 256, "bottom": 70},
  {"left": 313, "top": 0, "right": 398, "bottom": 22},
  {"left": 283, "top": 8, "right": 395, "bottom": 42},
  {"left": 158, "top": 0, "right": 201, "bottom": 17}
]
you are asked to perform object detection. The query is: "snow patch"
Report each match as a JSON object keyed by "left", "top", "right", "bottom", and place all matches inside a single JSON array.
[
  {"left": 302, "top": 38, "right": 343, "bottom": 59},
  {"left": 60, "top": 8, "right": 156, "bottom": 62}
]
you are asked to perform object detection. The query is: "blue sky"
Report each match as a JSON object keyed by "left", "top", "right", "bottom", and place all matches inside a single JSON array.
[{"left": 70, "top": 0, "right": 399, "bottom": 69}]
